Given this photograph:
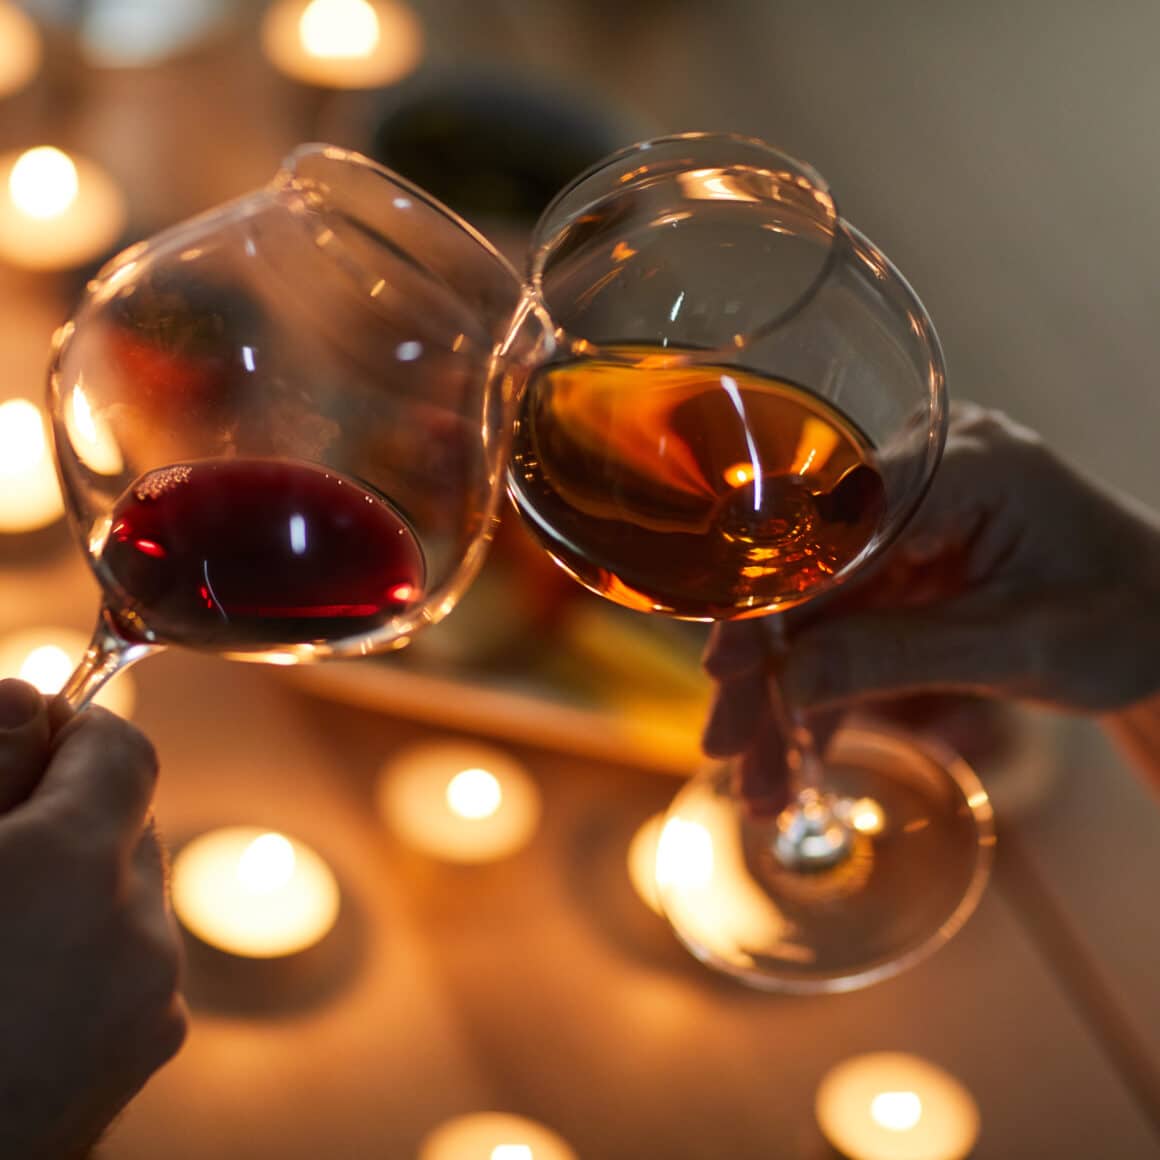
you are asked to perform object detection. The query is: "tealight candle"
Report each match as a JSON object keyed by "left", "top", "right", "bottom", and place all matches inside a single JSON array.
[
  {"left": 377, "top": 740, "right": 541, "bottom": 863},
  {"left": 0, "top": 399, "right": 64, "bottom": 533},
  {"left": 419, "top": 1112, "right": 577, "bottom": 1160},
  {"left": 0, "top": 627, "right": 135, "bottom": 718},
  {"left": 0, "top": 146, "right": 127, "bottom": 271},
  {"left": 0, "top": 2, "right": 42, "bottom": 99},
  {"left": 260, "top": 0, "right": 423, "bottom": 89},
  {"left": 171, "top": 827, "right": 341, "bottom": 958},
  {"left": 816, "top": 1052, "right": 980, "bottom": 1160}
]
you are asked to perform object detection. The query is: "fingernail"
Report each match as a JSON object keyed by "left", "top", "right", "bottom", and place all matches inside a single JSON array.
[{"left": 0, "top": 679, "right": 43, "bottom": 729}]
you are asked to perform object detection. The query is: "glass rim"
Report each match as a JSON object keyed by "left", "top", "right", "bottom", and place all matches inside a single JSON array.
[
  {"left": 525, "top": 130, "right": 846, "bottom": 360},
  {"left": 273, "top": 142, "right": 527, "bottom": 313}
]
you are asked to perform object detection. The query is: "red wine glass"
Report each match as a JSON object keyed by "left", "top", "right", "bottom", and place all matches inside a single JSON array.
[
  {"left": 47, "top": 144, "right": 533, "bottom": 707},
  {"left": 506, "top": 133, "right": 994, "bottom": 990}
]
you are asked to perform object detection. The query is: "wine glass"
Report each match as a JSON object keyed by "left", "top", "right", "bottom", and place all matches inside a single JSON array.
[
  {"left": 47, "top": 144, "right": 533, "bottom": 708},
  {"left": 506, "top": 132, "right": 995, "bottom": 991}
]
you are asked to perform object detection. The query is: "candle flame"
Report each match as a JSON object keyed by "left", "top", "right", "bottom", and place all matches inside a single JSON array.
[
  {"left": 18, "top": 644, "right": 73, "bottom": 692},
  {"left": 0, "top": 399, "right": 48, "bottom": 475},
  {"left": 491, "top": 1148, "right": 534, "bottom": 1160},
  {"left": 299, "top": 0, "right": 380, "bottom": 59},
  {"left": 9, "top": 147, "right": 79, "bottom": 220},
  {"left": 446, "top": 767, "right": 503, "bottom": 820},
  {"left": 870, "top": 1090, "right": 923, "bottom": 1132},
  {"left": 656, "top": 817, "right": 714, "bottom": 891},
  {"left": 237, "top": 833, "right": 297, "bottom": 894},
  {"left": 849, "top": 797, "right": 885, "bottom": 836}
]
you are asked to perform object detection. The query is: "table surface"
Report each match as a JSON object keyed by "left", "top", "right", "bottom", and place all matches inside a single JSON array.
[{"left": 1, "top": 7, "right": 1159, "bottom": 1156}]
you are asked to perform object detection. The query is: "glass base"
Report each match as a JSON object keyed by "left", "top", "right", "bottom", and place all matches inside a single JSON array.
[{"left": 657, "top": 726, "right": 995, "bottom": 993}]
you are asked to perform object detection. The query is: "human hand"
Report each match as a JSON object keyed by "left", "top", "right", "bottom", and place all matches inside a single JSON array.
[
  {"left": 0, "top": 680, "right": 187, "bottom": 1159},
  {"left": 703, "top": 403, "right": 1160, "bottom": 798}
]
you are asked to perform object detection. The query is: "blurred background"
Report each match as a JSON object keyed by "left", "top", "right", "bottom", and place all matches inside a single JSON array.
[{"left": 0, "top": 2, "right": 1158, "bottom": 1158}]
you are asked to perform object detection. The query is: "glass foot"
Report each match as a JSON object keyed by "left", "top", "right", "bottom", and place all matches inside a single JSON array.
[{"left": 656, "top": 726, "right": 995, "bottom": 993}]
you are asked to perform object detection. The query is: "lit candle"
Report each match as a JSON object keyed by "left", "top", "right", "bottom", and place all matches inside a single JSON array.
[
  {"left": 0, "top": 2, "right": 42, "bottom": 99},
  {"left": 0, "top": 399, "right": 64, "bottom": 533},
  {"left": 171, "top": 827, "right": 341, "bottom": 958},
  {"left": 377, "top": 740, "right": 541, "bottom": 864},
  {"left": 0, "top": 146, "right": 127, "bottom": 271},
  {"left": 0, "top": 627, "right": 136, "bottom": 717},
  {"left": 419, "top": 1113, "right": 577, "bottom": 1160},
  {"left": 260, "top": 0, "right": 423, "bottom": 89},
  {"left": 815, "top": 1053, "right": 980, "bottom": 1160}
]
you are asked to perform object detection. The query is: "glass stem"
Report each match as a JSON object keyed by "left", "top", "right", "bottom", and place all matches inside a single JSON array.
[
  {"left": 61, "top": 606, "right": 160, "bottom": 711},
  {"left": 763, "top": 617, "right": 853, "bottom": 872}
]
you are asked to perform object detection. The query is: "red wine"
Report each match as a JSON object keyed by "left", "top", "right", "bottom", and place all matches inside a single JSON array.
[
  {"left": 510, "top": 349, "right": 885, "bottom": 618},
  {"left": 100, "top": 459, "right": 425, "bottom": 649}
]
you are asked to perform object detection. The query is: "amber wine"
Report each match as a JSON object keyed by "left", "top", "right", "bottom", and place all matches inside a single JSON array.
[{"left": 509, "top": 348, "right": 886, "bottom": 619}]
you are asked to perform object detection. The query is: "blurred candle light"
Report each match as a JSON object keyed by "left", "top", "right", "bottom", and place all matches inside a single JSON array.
[
  {"left": 378, "top": 740, "right": 541, "bottom": 863},
  {"left": 0, "top": 398, "right": 64, "bottom": 533},
  {"left": 419, "top": 1112, "right": 577, "bottom": 1160},
  {"left": 260, "top": 0, "right": 423, "bottom": 89},
  {"left": 0, "top": 627, "right": 135, "bottom": 717},
  {"left": 171, "top": 827, "right": 340, "bottom": 958},
  {"left": 815, "top": 1053, "right": 980, "bottom": 1160},
  {"left": 0, "top": 146, "right": 126, "bottom": 271},
  {"left": 0, "top": 2, "right": 42, "bottom": 99}
]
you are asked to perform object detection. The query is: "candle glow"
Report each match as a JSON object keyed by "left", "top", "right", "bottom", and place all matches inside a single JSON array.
[
  {"left": 261, "top": 0, "right": 423, "bottom": 89},
  {"left": 419, "top": 1113, "right": 577, "bottom": 1160},
  {"left": 0, "top": 399, "right": 64, "bottom": 533},
  {"left": 0, "top": 627, "right": 135, "bottom": 717},
  {"left": 815, "top": 1053, "right": 980, "bottom": 1160},
  {"left": 171, "top": 827, "right": 340, "bottom": 958},
  {"left": 0, "top": 2, "right": 42, "bottom": 99},
  {"left": 379, "top": 741, "right": 540, "bottom": 863},
  {"left": 0, "top": 147, "right": 126, "bottom": 271}
]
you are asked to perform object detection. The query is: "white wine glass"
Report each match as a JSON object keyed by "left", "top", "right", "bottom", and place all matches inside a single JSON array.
[{"left": 506, "top": 132, "right": 994, "bottom": 991}]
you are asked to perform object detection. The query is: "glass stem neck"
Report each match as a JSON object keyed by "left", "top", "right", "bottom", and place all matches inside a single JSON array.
[
  {"left": 762, "top": 618, "right": 852, "bottom": 872},
  {"left": 61, "top": 606, "right": 160, "bottom": 712}
]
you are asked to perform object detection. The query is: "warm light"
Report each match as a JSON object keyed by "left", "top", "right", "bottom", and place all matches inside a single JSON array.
[
  {"left": 65, "top": 382, "right": 123, "bottom": 475},
  {"left": 0, "top": 400, "right": 64, "bottom": 533},
  {"left": 848, "top": 797, "right": 886, "bottom": 836},
  {"left": 656, "top": 817, "right": 714, "bottom": 892},
  {"left": 0, "top": 148, "right": 126, "bottom": 270},
  {"left": 171, "top": 827, "right": 340, "bottom": 958},
  {"left": 626, "top": 813, "right": 664, "bottom": 914},
  {"left": 871, "top": 1091, "right": 923, "bottom": 1133},
  {"left": 237, "top": 832, "right": 297, "bottom": 893},
  {"left": 261, "top": 0, "right": 423, "bottom": 89},
  {"left": 9, "top": 147, "right": 79, "bottom": 220},
  {"left": 0, "top": 627, "right": 135, "bottom": 717},
  {"left": 655, "top": 777, "right": 811, "bottom": 969},
  {"left": 0, "top": 2, "right": 42, "bottom": 99},
  {"left": 446, "top": 768, "right": 503, "bottom": 820},
  {"left": 419, "top": 1113, "right": 576, "bottom": 1160},
  {"left": 723, "top": 461, "right": 756, "bottom": 488},
  {"left": 816, "top": 1053, "right": 980, "bottom": 1160},
  {"left": 790, "top": 416, "right": 840, "bottom": 476},
  {"left": 299, "top": 0, "right": 380, "bottom": 58},
  {"left": 378, "top": 741, "right": 541, "bottom": 863}
]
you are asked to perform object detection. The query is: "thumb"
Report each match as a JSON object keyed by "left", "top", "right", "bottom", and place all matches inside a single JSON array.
[
  {"left": 0, "top": 679, "right": 52, "bottom": 813},
  {"left": 782, "top": 607, "right": 1012, "bottom": 708}
]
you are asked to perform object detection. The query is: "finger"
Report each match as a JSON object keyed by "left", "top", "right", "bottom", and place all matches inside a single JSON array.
[
  {"left": 782, "top": 604, "right": 1013, "bottom": 708},
  {"left": 701, "top": 620, "right": 768, "bottom": 681},
  {"left": 33, "top": 708, "right": 160, "bottom": 857},
  {"left": 702, "top": 670, "right": 768, "bottom": 757},
  {"left": 0, "top": 680, "right": 52, "bottom": 813},
  {"left": 735, "top": 713, "right": 791, "bottom": 817}
]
